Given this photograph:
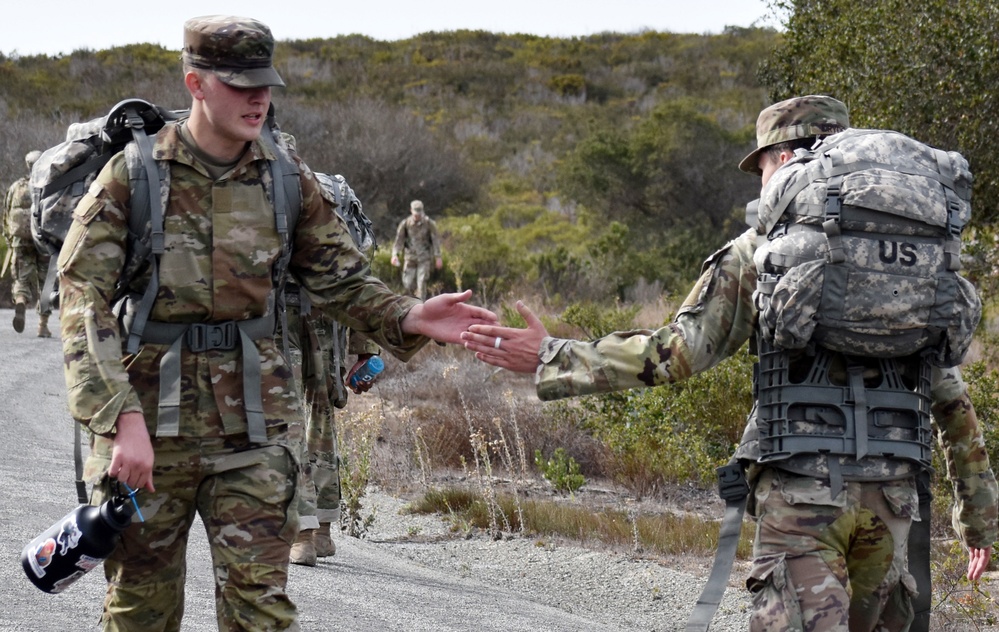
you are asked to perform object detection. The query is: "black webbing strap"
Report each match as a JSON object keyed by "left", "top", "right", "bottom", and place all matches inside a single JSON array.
[
  {"left": 909, "top": 471, "right": 933, "bottom": 632},
  {"left": 73, "top": 421, "right": 88, "bottom": 504},
  {"left": 686, "top": 463, "right": 749, "bottom": 631}
]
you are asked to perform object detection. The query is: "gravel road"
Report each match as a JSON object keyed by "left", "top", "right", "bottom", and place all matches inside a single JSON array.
[{"left": 0, "top": 307, "right": 755, "bottom": 631}]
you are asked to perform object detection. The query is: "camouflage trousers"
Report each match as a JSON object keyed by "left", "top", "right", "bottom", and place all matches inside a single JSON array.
[
  {"left": 283, "top": 306, "right": 343, "bottom": 528},
  {"left": 87, "top": 432, "right": 301, "bottom": 632},
  {"left": 10, "top": 236, "right": 51, "bottom": 312},
  {"left": 748, "top": 468, "right": 919, "bottom": 632},
  {"left": 401, "top": 257, "right": 432, "bottom": 300}
]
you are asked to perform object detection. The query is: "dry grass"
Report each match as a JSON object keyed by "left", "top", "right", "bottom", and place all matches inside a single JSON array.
[{"left": 407, "top": 485, "right": 753, "bottom": 560}]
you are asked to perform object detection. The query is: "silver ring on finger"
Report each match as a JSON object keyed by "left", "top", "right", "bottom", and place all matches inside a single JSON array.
[{"left": 494, "top": 337, "right": 502, "bottom": 350}]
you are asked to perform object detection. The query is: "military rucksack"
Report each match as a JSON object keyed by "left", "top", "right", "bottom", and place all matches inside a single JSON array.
[
  {"left": 29, "top": 100, "right": 181, "bottom": 311},
  {"left": 29, "top": 98, "right": 302, "bottom": 317},
  {"left": 748, "top": 128, "right": 981, "bottom": 368},
  {"left": 4, "top": 177, "right": 34, "bottom": 241}
]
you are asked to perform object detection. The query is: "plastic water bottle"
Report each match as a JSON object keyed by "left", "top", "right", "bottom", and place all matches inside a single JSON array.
[
  {"left": 349, "top": 355, "right": 384, "bottom": 390},
  {"left": 22, "top": 489, "right": 142, "bottom": 594}
]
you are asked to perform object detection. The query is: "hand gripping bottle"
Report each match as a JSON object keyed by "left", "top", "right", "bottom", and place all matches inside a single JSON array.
[
  {"left": 22, "top": 486, "right": 143, "bottom": 593},
  {"left": 349, "top": 355, "right": 385, "bottom": 390}
]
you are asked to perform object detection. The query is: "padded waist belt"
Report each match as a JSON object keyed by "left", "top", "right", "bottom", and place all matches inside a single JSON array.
[{"left": 122, "top": 312, "right": 275, "bottom": 442}]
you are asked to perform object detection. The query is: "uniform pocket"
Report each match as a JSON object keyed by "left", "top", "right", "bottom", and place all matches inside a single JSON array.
[
  {"left": 778, "top": 471, "right": 848, "bottom": 508},
  {"left": 747, "top": 552, "right": 804, "bottom": 632},
  {"left": 881, "top": 481, "right": 919, "bottom": 520}
]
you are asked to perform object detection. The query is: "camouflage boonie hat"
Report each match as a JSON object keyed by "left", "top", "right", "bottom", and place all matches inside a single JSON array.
[
  {"left": 738, "top": 95, "right": 849, "bottom": 175},
  {"left": 182, "top": 15, "right": 285, "bottom": 88}
]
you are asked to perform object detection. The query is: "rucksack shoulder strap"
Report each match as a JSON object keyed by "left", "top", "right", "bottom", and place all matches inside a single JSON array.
[{"left": 121, "top": 126, "right": 170, "bottom": 356}]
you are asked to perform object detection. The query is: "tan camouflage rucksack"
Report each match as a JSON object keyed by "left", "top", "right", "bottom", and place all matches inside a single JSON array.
[
  {"left": 749, "top": 127, "right": 981, "bottom": 368},
  {"left": 4, "top": 177, "right": 34, "bottom": 241}
]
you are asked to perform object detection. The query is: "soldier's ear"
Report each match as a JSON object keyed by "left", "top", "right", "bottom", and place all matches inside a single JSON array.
[{"left": 185, "top": 71, "right": 205, "bottom": 100}]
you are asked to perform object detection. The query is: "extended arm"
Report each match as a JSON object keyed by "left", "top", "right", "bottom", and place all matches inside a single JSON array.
[
  {"left": 930, "top": 366, "right": 999, "bottom": 581},
  {"left": 464, "top": 229, "right": 760, "bottom": 400}
]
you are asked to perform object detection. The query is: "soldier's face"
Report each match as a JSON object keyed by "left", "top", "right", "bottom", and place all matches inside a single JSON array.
[{"left": 193, "top": 71, "right": 271, "bottom": 149}]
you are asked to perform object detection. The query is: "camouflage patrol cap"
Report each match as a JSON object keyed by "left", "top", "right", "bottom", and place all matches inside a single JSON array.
[
  {"left": 738, "top": 95, "right": 849, "bottom": 175},
  {"left": 182, "top": 15, "right": 285, "bottom": 89},
  {"left": 25, "top": 150, "right": 42, "bottom": 170},
  {"left": 410, "top": 200, "right": 424, "bottom": 211}
]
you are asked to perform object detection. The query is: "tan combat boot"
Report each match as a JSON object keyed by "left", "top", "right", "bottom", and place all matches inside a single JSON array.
[
  {"left": 37, "top": 313, "right": 52, "bottom": 338},
  {"left": 289, "top": 529, "right": 317, "bottom": 567},
  {"left": 12, "top": 301, "right": 25, "bottom": 334},
  {"left": 314, "top": 522, "right": 336, "bottom": 558}
]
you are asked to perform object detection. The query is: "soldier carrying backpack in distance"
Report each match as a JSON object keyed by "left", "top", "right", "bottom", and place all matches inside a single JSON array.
[
  {"left": 462, "top": 95, "right": 998, "bottom": 632},
  {"left": 4, "top": 149, "right": 52, "bottom": 336},
  {"left": 279, "top": 172, "right": 385, "bottom": 566}
]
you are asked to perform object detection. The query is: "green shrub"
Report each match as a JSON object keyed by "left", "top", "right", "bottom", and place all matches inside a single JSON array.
[
  {"left": 535, "top": 448, "right": 586, "bottom": 493},
  {"left": 568, "top": 345, "right": 755, "bottom": 496}
]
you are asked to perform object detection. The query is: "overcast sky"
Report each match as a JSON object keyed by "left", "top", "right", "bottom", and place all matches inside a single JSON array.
[{"left": 4, "top": 0, "right": 777, "bottom": 57}]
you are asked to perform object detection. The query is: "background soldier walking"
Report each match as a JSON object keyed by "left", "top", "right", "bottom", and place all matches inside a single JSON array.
[
  {"left": 391, "top": 199, "right": 442, "bottom": 299},
  {"left": 3, "top": 150, "right": 53, "bottom": 337}
]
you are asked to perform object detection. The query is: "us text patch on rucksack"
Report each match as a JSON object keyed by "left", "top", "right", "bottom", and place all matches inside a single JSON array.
[{"left": 749, "top": 128, "right": 980, "bottom": 367}]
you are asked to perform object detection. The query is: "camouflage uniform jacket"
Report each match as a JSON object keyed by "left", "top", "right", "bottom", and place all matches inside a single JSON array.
[
  {"left": 536, "top": 228, "right": 998, "bottom": 548},
  {"left": 58, "top": 122, "right": 426, "bottom": 440},
  {"left": 391, "top": 214, "right": 441, "bottom": 263}
]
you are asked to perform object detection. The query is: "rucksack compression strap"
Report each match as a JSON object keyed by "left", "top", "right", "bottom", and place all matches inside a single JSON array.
[{"left": 686, "top": 463, "right": 749, "bottom": 631}]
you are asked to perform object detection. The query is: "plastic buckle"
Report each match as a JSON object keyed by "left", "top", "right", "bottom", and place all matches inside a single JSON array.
[
  {"left": 716, "top": 464, "right": 749, "bottom": 502},
  {"left": 186, "top": 322, "right": 237, "bottom": 352}
]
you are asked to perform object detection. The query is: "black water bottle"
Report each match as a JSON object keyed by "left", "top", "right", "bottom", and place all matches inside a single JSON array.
[{"left": 21, "top": 493, "right": 137, "bottom": 594}]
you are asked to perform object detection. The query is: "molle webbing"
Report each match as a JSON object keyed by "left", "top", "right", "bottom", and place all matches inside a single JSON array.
[{"left": 755, "top": 337, "right": 932, "bottom": 490}]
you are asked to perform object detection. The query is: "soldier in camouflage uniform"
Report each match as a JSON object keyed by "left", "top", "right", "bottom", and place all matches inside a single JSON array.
[
  {"left": 3, "top": 150, "right": 53, "bottom": 337},
  {"left": 282, "top": 284, "right": 383, "bottom": 566},
  {"left": 391, "top": 199, "right": 442, "bottom": 299},
  {"left": 463, "top": 96, "right": 998, "bottom": 631},
  {"left": 56, "top": 15, "right": 495, "bottom": 632}
]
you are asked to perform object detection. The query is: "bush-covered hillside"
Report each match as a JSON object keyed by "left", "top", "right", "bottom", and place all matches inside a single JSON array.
[{"left": 0, "top": 27, "right": 776, "bottom": 305}]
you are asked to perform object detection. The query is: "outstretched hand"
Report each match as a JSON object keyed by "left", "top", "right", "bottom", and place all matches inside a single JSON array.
[
  {"left": 461, "top": 300, "right": 548, "bottom": 374},
  {"left": 402, "top": 290, "right": 498, "bottom": 346},
  {"left": 968, "top": 545, "right": 992, "bottom": 582}
]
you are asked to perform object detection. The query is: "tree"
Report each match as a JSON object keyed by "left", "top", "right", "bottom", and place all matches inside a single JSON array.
[
  {"left": 275, "top": 98, "right": 483, "bottom": 244},
  {"left": 759, "top": 0, "right": 999, "bottom": 225},
  {"left": 557, "top": 99, "right": 757, "bottom": 245}
]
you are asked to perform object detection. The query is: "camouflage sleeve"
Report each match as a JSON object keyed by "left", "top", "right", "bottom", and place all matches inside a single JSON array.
[
  {"left": 536, "top": 228, "right": 759, "bottom": 400},
  {"left": 290, "top": 164, "right": 427, "bottom": 361},
  {"left": 391, "top": 218, "right": 407, "bottom": 258},
  {"left": 430, "top": 219, "right": 442, "bottom": 258},
  {"left": 347, "top": 330, "right": 381, "bottom": 356},
  {"left": 56, "top": 155, "right": 143, "bottom": 435},
  {"left": 930, "top": 366, "right": 999, "bottom": 549}
]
